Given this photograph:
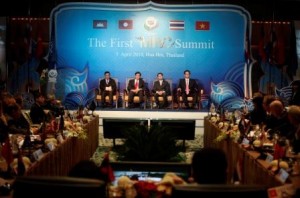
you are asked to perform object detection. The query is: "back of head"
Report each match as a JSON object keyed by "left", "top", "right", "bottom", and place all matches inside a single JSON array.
[
  {"left": 252, "top": 94, "right": 264, "bottom": 106},
  {"left": 191, "top": 147, "right": 227, "bottom": 184},
  {"left": 287, "top": 105, "right": 300, "bottom": 125},
  {"left": 68, "top": 160, "right": 105, "bottom": 181},
  {"left": 270, "top": 100, "right": 284, "bottom": 118},
  {"left": 12, "top": 176, "right": 106, "bottom": 198}
]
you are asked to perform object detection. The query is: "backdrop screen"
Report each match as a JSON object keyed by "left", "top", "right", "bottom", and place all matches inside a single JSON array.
[{"left": 49, "top": 2, "right": 251, "bottom": 107}]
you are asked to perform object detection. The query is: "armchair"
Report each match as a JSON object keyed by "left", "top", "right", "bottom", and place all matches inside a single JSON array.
[
  {"left": 96, "top": 77, "right": 119, "bottom": 108},
  {"left": 176, "top": 79, "right": 201, "bottom": 109},
  {"left": 150, "top": 78, "right": 173, "bottom": 109},
  {"left": 123, "top": 77, "right": 147, "bottom": 109}
]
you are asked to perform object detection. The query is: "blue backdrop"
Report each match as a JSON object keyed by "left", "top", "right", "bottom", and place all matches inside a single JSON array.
[{"left": 49, "top": 2, "right": 251, "bottom": 109}]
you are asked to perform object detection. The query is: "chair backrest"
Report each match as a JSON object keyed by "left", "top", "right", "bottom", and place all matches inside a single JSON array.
[
  {"left": 171, "top": 184, "right": 268, "bottom": 198},
  {"left": 12, "top": 176, "right": 106, "bottom": 198}
]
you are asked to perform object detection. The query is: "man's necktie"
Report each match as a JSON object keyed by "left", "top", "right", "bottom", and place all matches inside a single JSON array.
[
  {"left": 135, "top": 80, "right": 139, "bottom": 89},
  {"left": 186, "top": 79, "right": 189, "bottom": 94}
]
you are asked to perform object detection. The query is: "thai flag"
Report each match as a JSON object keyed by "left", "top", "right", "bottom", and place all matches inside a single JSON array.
[{"left": 169, "top": 20, "right": 184, "bottom": 30}]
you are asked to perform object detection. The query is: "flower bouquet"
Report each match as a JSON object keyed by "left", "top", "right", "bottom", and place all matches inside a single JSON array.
[{"left": 214, "top": 124, "right": 240, "bottom": 143}]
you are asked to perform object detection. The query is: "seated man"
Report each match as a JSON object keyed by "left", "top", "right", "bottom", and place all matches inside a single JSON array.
[
  {"left": 30, "top": 92, "right": 48, "bottom": 124},
  {"left": 99, "top": 71, "right": 117, "bottom": 108},
  {"left": 5, "top": 103, "right": 30, "bottom": 135},
  {"left": 265, "top": 99, "right": 293, "bottom": 138},
  {"left": 152, "top": 72, "right": 171, "bottom": 109},
  {"left": 127, "top": 71, "right": 145, "bottom": 108},
  {"left": 177, "top": 69, "right": 198, "bottom": 108}
]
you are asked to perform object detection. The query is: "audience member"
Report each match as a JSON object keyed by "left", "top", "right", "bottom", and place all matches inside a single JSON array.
[
  {"left": 287, "top": 105, "right": 300, "bottom": 154},
  {"left": 190, "top": 147, "right": 228, "bottom": 184},
  {"left": 0, "top": 101, "right": 8, "bottom": 143},
  {"left": 244, "top": 92, "right": 266, "bottom": 125},
  {"left": 152, "top": 72, "right": 171, "bottom": 109},
  {"left": 68, "top": 160, "right": 106, "bottom": 181},
  {"left": 5, "top": 103, "right": 30, "bottom": 135},
  {"left": 289, "top": 80, "right": 300, "bottom": 106},
  {"left": 29, "top": 92, "right": 47, "bottom": 124},
  {"left": 265, "top": 100, "right": 293, "bottom": 138},
  {"left": 262, "top": 94, "right": 276, "bottom": 115}
]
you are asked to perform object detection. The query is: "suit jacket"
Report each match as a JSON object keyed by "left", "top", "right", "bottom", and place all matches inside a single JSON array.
[
  {"left": 289, "top": 90, "right": 300, "bottom": 106},
  {"left": 30, "top": 103, "right": 48, "bottom": 124},
  {"left": 152, "top": 80, "right": 171, "bottom": 96},
  {"left": 127, "top": 78, "right": 145, "bottom": 91},
  {"left": 99, "top": 78, "right": 117, "bottom": 93},
  {"left": 178, "top": 78, "right": 198, "bottom": 94}
]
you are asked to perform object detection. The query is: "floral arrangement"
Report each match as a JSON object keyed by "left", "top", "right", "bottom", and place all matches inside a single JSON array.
[
  {"left": 214, "top": 123, "right": 240, "bottom": 143},
  {"left": 111, "top": 172, "right": 187, "bottom": 198},
  {"left": 64, "top": 120, "right": 88, "bottom": 139}
]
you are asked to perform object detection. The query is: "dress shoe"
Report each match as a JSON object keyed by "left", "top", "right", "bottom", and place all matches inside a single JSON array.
[
  {"left": 139, "top": 103, "right": 144, "bottom": 109},
  {"left": 128, "top": 103, "right": 134, "bottom": 108}
]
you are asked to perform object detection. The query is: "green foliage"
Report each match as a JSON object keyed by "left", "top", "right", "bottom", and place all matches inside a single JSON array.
[{"left": 116, "top": 125, "right": 182, "bottom": 162}]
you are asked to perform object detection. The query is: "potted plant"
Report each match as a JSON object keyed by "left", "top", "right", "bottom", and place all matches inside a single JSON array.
[{"left": 114, "top": 124, "right": 183, "bottom": 162}]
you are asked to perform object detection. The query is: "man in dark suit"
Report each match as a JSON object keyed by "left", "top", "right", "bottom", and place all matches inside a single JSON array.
[
  {"left": 127, "top": 71, "right": 145, "bottom": 108},
  {"left": 289, "top": 80, "right": 300, "bottom": 106},
  {"left": 99, "top": 71, "right": 116, "bottom": 108},
  {"left": 30, "top": 91, "right": 48, "bottom": 124},
  {"left": 177, "top": 69, "right": 198, "bottom": 108},
  {"left": 152, "top": 72, "right": 171, "bottom": 109}
]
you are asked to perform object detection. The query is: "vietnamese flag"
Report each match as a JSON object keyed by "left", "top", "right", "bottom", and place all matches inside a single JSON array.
[{"left": 195, "top": 21, "right": 210, "bottom": 30}]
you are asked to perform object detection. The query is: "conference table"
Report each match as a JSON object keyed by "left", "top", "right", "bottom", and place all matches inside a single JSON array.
[
  {"left": 203, "top": 117, "right": 300, "bottom": 189},
  {"left": 25, "top": 115, "right": 99, "bottom": 176}
]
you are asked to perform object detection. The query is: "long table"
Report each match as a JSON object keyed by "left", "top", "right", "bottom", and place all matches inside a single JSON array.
[
  {"left": 25, "top": 116, "right": 99, "bottom": 176},
  {"left": 204, "top": 117, "right": 300, "bottom": 188}
]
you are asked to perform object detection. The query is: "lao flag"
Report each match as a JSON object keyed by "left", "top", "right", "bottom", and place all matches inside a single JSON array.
[
  {"left": 93, "top": 20, "right": 107, "bottom": 29},
  {"left": 119, "top": 20, "right": 133, "bottom": 29},
  {"left": 195, "top": 21, "right": 210, "bottom": 30}
]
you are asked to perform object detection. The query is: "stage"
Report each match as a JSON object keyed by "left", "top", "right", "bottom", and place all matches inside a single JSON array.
[{"left": 95, "top": 108, "right": 208, "bottom": 148}]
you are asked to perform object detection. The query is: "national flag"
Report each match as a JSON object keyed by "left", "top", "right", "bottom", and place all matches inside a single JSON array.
[
  {"left": 48, "top": 16, "right": 57, "bottom": 68},
  {"left": 1, "top": 137, "right": 14, "bottom": 166},
  {"left": 289, "top": 21, "right": 298, "bottom": 76},
  {"left": 99, "top": 152, "right": 115, "bottom": 183},
  {"left": 273, "top": 143, "right": 285, "bottom": 159},
  {"left": 119, "top": 20, "right": 133, "bottom": 29},
  {"left": 195, "top": 21, "right": 210, "bottom": 30},
  {"left": 268, "top": 188, "right": 278, "bottom": 198},
  {"left": 258, "top": 25, "right": 267, "bottom": 62},
  {"left": 243, "top": 22, "right": 253, "bottom": 98},
  {"left": 169, "top": 20, "right": 184, "bottom": 30},
  {"left": 93, "top": 20, "right": 107, "bottom": 29},
  {"left": 35, "top": 24, "right": 44, "bottom": 59}
]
